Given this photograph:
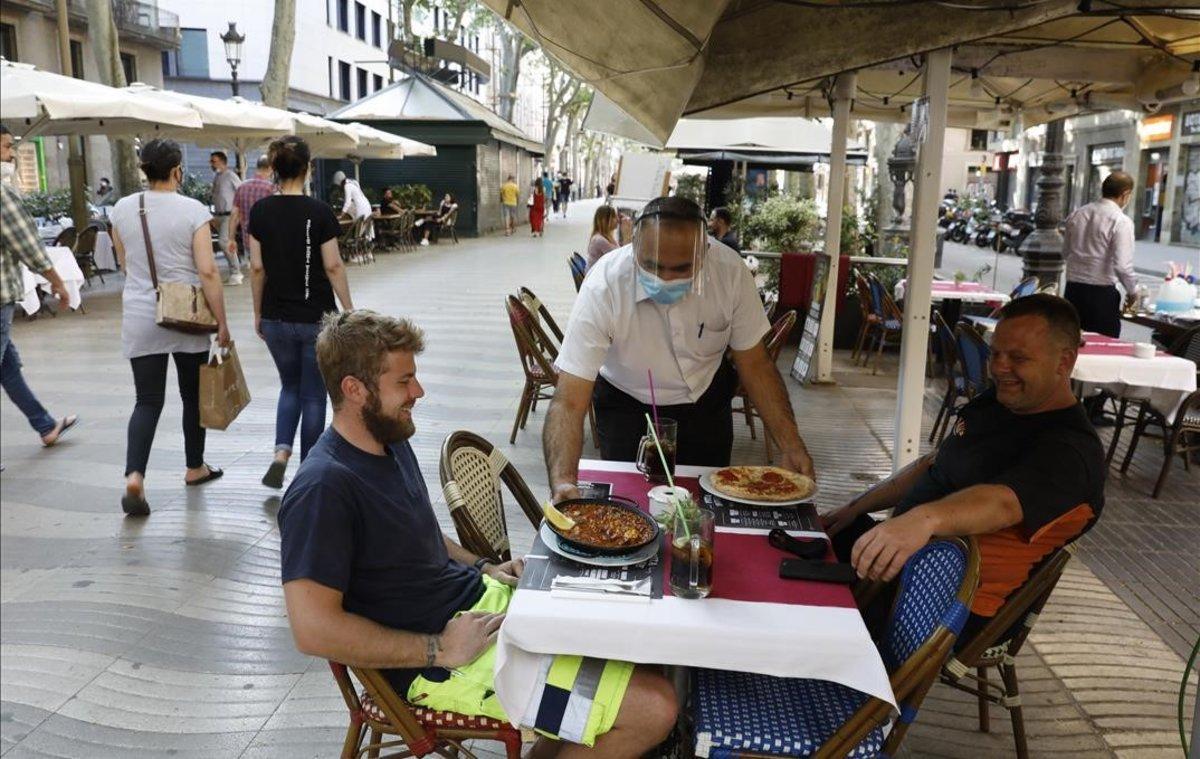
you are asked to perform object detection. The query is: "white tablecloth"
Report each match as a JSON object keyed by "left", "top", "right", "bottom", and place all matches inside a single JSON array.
[
  {"left": 492, "top": 460, "right": 896, "bottom": 728},
  {"left": 895, "top": 279, "right": 1010, "bottom": 305},
  {"left": 93, "top": 231, "right": 117, "bottom": 271},
  {"left": 19, "top": 246, "right": 85, "bottom": 314},
  {"left": 1074, "top": 351, "right": 1196, "bottom": 422}
]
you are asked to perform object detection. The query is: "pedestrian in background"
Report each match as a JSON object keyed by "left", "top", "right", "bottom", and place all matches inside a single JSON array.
[
  {"left": 248, "top": 136, "right": 354, "bottom": 489},
  {"left": 500, "top": 175, "right": 519, "bottom": 236},
  {"left": 227, "top": 155, "right": 276, "bottom": 266},
  {"left": 210, "top": 151, "right": 244, "bottom": 285},
  {"left": 1062, "top": 171, "right": 1137, "bottom": 339},
  {"left": 110, "top": 139, "right": 231, "bottom": 517},
  {"left": 557, "top": 172, "right": 574, "bottom": 218},
  {"left": 586, "top": 204, "right": 619, "bottom": 269},
  {"left": 1, "top": 126, "right": 78, "bottom": 455},
  {"left": 529, "top": 181, "right": 546, "bottom": 237}
]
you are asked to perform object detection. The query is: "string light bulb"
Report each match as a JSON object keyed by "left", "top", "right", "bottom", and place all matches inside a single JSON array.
[
  {"left": 969, "top": 69, "right": 984, "bottom": 99},
  {"left": 1183, "top": 61, "right": 1200, "bottom": 97}
]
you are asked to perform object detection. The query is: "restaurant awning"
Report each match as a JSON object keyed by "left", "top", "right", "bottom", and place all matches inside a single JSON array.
[
  {"left": 478, "top": 0, "right": 1196, "bottom": 144},
  {"left": 667, "top": 116, "right": 868, "bottom": 169},
  {"left": 0, "top": 59, "right": 203, "bottom": 137}
]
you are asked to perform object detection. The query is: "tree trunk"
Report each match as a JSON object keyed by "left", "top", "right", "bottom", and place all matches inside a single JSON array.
[
  {"left": 495, "top": 19, "right": 532, "bottom": 124},
  {"left": 86, "top": 0, "right": 139, "bottom": 197},
  {"left": 261, "top": 0, "right": 297, "bottom": 108}
]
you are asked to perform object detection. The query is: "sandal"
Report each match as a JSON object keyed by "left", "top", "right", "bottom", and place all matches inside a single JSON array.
[
  {"left": 185, "top": 465, "right": 224, "bottom": 486},
  {"left": 262, "top": 460, "right": 287, "bottom": 490},
  {"left": 121, "top": 493, "right": 150, "bottom": 517},
  {"left": 42, "top": 415, "right": 79, "bottom": 447}
]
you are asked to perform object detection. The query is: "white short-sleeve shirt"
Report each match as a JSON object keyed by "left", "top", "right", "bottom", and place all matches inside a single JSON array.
[{"left": 556, "top": 238, "right": 771, "bottom": 405}]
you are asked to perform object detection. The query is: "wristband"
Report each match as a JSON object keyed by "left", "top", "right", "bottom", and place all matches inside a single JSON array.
[
  {"left": 425, "top": 634, "right": 439, "bottom": 668},
  {"left": 473, "top": 557, "right": 493, "bottom": 572}
]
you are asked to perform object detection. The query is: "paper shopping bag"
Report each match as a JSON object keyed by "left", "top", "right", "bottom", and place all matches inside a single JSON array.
[{"left": 200, "top": 341, "right": 251, "bottom": 430}]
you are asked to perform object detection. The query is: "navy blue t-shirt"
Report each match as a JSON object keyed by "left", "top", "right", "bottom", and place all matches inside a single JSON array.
[{"left": 278, "top": 427, "right": 483, "bottom": 691}]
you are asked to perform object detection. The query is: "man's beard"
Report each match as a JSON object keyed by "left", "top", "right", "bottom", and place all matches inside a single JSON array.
[{"left": 361, "top": 389, "right": 415, "bottom": 446}]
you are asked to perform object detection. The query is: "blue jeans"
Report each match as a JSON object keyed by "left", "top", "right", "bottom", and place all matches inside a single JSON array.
[
  {"left": 260, "top": 319, "right": 326, "bottom": 460},
  {"left": 0, "top": 303, "right": 56, "bottom": 436}
]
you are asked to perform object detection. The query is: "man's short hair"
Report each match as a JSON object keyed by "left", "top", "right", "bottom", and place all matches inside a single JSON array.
[
  {"left": 997, "top": 293, "right": 1081, "bottom": 350},
  {"left": 639, "top": 195, "right": 705, "bottom": 224},
  {"left": 711, "top": 207, "right": 733, "bottom": 226},
  {"left": 1101, "top": 171, "right": 1134, "bottom": 199},
  {"left": 316, "top": 310, "right": 425, "bottom": 408},
  {"left": 256, "top": 154, "right": 271, "bottom": 170},
  {"left": 210, "top": 150, "right": 228, "bottom": 164}
]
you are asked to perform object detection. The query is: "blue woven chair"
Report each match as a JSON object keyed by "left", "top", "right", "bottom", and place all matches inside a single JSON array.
[
  {"left": 692, "top": 538, "right": 980, "bottom": 759},
  {"left": 930, "top": 312, "right": 968, "bottom": 445},
  {"left": 954, "top": 323, "right": 991, "bottom": 400}
]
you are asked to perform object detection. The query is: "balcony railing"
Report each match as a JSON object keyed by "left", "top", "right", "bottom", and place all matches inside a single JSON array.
[{"left": 113, "top": 0, "right": 180, "bottom": 46}]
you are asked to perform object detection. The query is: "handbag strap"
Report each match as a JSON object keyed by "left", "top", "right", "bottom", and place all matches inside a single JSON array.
[{"left": 138, "top": 192, "right": 160, "bottom": 289}]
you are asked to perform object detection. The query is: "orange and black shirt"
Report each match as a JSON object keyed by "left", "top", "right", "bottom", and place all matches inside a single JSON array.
[{"left": 895, "top": 389, "right": 1105, "bottom": 616}]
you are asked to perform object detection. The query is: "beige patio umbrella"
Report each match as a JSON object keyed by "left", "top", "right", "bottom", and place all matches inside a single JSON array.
[
  {"left": 478, "top": 0, "right": 1196, "bottom": 145},
  {"left": 0, "top": 59, "right": 203, "bottom": 137},
  {"left": 122, "top": 83, "right": 295, "bottom": 143}
]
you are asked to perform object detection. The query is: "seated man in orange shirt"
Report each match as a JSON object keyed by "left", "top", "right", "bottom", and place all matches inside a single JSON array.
[{"left": 823, "top": 294, "right": 1105, "bottom": 639}]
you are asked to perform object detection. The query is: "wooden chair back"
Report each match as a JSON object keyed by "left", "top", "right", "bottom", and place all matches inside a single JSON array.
[
  {"left": 854, "top": 272, "right": 874, "bottom": 320},
  {"left": 1167, "top": 325, "right": 1200, "bottom": 369},
  {"left": 53, "top": 227, "right": 78, "bottom": 249},
  {"left": 443, "top": 207, "right": 459, "bottom": 242},
  {"left": 933, "top": 310, "right": 960, "bottom": 380},
  {"left": 439, "top": 431, "right": 543, "bottom": 563},
  {"left": 505, "top": 295, "right": 558, "bottom": 383},
  {"left": 73, "top": 226, "right": 98, "bottom": 256},
  {"left": 765, "top": 309, "right": 798, "bottom": 361},
  {"left": 518, "top": 286, "right": 564, "bottom": 345},
  {"left": 568, "top": 256, "right": 586, "bottom": 292}
]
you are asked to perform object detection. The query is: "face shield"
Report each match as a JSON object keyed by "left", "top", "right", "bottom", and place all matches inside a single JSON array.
[{"left": 632, "top": 203, "right": 709, "bottom": 304}]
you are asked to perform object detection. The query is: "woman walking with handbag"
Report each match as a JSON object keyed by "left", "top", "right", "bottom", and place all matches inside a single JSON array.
[
  {"left": 110, "top": 139, "right": 231, "bottom": 516},
  {"left": 248, "top": 136, "right": 353, "bottom": 488}
]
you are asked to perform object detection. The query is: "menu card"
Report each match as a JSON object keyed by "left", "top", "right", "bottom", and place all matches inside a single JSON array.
[
  {"left": 699, "top": 490, "right": 823, "bottom": 536},
  {"left": 519, "top": 532, "right": 665, "bottom": 599}
]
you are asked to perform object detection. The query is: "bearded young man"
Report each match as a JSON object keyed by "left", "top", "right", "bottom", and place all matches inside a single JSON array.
[{"left": 278, "top": 310, "right": 676, "bottom": 758}]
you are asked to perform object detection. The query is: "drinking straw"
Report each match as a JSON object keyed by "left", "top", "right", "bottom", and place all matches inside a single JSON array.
[
  {"left": 644, "top": 412, "right": 690, "bottom": 539},
  {"left": 647, "top": 369, "right": 660, "bottom": 430}
]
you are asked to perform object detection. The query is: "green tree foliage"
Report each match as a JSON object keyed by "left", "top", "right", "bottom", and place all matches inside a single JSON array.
[
  {"left": 20, "top": 189, "right": 73, "bottom": 220},
  {"left": 742, "top": 195, "right": 822, "bottom": 253},
  {"left": 674, "top": 174, "right": 706, "bottom": 209}
]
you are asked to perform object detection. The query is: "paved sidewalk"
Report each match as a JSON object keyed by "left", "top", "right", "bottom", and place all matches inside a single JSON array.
[{"left": 1, "top": 200, "right": 1195, "bottom": 758}]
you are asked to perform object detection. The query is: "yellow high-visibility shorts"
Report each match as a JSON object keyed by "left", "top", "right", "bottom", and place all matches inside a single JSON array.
[{"left": 407, "top": 575, "right": 635, "bottom": 747}]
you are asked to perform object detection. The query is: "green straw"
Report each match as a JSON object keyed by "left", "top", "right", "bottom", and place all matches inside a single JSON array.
[{"left": 644, "top": 413, "right": 691, "bottom": 539}]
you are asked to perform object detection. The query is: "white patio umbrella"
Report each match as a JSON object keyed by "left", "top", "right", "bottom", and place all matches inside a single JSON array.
[
  {"left": 342, "top": 122, "right": 408, "bottom": 160},
  {"left": 122, "top": 83, "right": 294, "bottom": 143},
  {"left": 0, "top": 59, "right": 203, "bottom": 137},
  {"left": 291, "top": 111, "right": 361, "bottom": 155}
]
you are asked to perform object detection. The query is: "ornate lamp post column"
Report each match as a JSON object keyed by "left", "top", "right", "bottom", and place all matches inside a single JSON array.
[
  {"left": 1021, "top": 118, "right": 1067, "bottom": 287},
  {"left": 882, "top": 126, "right": 916, "bottom": 256},
  {"left": 220, "top": 22, "right": 245, "bottom": 98}
]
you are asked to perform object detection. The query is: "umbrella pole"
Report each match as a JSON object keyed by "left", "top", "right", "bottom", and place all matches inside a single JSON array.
[{"left": 814, "top": 72, "right": 855, "bottom": 384}]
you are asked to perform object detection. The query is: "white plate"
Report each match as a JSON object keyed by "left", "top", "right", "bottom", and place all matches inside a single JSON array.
[
  {"left": 698, "top": 471, "right": 817, "bottom": 507},
  {"left": 538, "top": 523, "right": 661, "bottom": 568}
]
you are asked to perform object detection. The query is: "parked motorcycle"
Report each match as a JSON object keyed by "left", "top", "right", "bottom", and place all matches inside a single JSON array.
[{"left": 994, "top": 209, "right": 1035, "bottom": 254}]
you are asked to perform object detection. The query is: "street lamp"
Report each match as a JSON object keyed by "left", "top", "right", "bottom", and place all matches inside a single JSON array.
[{"left": 220, "top": 22, "right": 245, "bottom": 97}]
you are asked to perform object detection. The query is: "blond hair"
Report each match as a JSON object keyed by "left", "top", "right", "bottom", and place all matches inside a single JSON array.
[
  {"left": 316, "top": 310, "right": 425, "bottom": 408},
  {"left": 591, "top": 205, "right": 618, "bottom": 244}
]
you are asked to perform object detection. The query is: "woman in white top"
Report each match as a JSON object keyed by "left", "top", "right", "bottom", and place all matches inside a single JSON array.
[{"left": 109, "top": 139, "right": 231, "bottom": 517}]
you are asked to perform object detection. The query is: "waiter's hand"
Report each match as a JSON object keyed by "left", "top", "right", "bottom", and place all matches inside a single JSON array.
[
  {"left": 551, "top": 482, "right": 580, "bottom": 504},
  {"left": 1122, "top": 293, "right": 1138, "bottom": 313},
  {"left": 49, "top": 280, "right": 71, "bottom": 311},
  {"left": 779, "top": 445, "right": 816, "bottom": 481}
]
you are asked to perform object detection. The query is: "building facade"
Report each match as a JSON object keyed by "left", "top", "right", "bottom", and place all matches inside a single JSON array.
[{"left": 1, "top": 0, "right": 179, "bottom": 193}]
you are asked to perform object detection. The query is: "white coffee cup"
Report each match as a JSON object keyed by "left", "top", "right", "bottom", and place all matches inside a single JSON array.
[
  {"left": 648, "top": 485, "right": 691, "bottom": 516},
  {"left": 1133, "top": 343, "right": 1155, "bottom": 359}
]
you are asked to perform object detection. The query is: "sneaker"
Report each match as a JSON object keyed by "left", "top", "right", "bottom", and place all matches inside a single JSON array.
[
  {"left": 420, "top": 239, "right": 429, "bottom": 246},
  {"left": 228, "top": 272, "right": 244, "bottom": 286}
]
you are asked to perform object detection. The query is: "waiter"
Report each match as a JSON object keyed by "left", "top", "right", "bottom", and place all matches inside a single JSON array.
[
  {"left": 1062, "top": 171, "right": 1137, "bottom": 338},
  {"left": 543, "top": 196, "right": 815, "bottom": 503}
]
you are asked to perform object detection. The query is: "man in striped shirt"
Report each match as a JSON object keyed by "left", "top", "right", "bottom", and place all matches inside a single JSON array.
[{"left": 227, "top": 155, "right": 277, "bottom": 267}]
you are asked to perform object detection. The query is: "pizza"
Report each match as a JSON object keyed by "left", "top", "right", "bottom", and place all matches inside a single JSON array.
[{"left": 709, "top": 466, "right": 815, "bottom": 502}]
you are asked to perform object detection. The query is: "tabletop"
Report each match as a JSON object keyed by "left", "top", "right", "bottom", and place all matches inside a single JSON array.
[
  {"left": 492, "top": 459, "right": 895, "bottom": 725},
  {"left": 895, "top": 279, "right": 1010, "bottom": 305}
]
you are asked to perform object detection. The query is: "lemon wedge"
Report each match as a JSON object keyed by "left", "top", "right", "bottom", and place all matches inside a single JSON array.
[{"left": 543, "top": 501, "right": 576, "bottom": 531}]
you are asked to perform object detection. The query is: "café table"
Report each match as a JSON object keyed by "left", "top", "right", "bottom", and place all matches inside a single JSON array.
[
  {"left": 967, "top": 319, "right": 1197, "bottom": 422},
  {"left": 895, "top": 279, "right": 1009, "bottom": 326},
  {"left": 1122, "top": 309, "right": 1200, "bottom": 348},
  {"left": 19, "top": 246, "right": 85, "bottom": 315},
  {"left": 492, "top": 459, "right": 896, "bottom": 726},
  {"left": 92, "top": 230, "right": 117, "bottom": 271}
]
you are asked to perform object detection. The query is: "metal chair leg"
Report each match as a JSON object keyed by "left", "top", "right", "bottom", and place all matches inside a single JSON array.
[
  {"left": 1119, "top": 402, "right": 1150, "bottom": 474},
  {"left": 1105, "top": 396, "right": 1129, "bottom": 466},
  {"left": 1152, "top": 433, "right": 1178, "bottom": 499},
  {"left": 977, "top": 666, "right": 990, "bottom": 732}
]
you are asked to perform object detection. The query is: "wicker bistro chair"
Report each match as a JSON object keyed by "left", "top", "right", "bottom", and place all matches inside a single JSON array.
[
  {"left": 851, "top": 273, "right": 881, "bottom": 363},
  {"left": 329, "top": 661, "right": 522, "bottom": 759},
  {"left": 73, "top": 225, "right": 103, "bottom": 286},
  {"left": 732, "top": 310, "right": 798, "bottom": 461},
  {"left": 504, "top": 296, "right": 598, "bottom": 446},
  {"left": 52, "top": 227, "right": 78, "bottom": 250},
  {"left": 439, "top": 430, "right": 544, "bottom": 563},
  {"left": 938, "top": 544, "right": 1076, "bottom": 759},
  {"left": 568, "top": 255, "right": 586, "bottom": 292},
  {"left": 337, "top": 219, "right": 357, "bottom": 263},
  {"left": 862, "top": 274, "right": 904, "bottom": 375},
  {"left": 356, "top": 216, "right": 376, "bottom": 264},
  {"left": 954, "top": 323, "right": 991, "bottom": 399},
  {"left": 930, "top": 312, "right": 969, "bottom": 445},
  {"left": 692, "top": 538, "right": 981, "bottom": 759},
  {"left": 517, "top": 287, "right": 564, "bottom": 353}
]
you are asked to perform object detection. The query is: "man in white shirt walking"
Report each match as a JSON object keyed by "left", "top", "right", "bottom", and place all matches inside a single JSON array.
[
  {"left": 543, "top": 196, "right": 815, "bottom": 503},
  {"left": 210, "top": 151, "right": 244, "bottom": 285},
  {"left": 1062, "top": 171, "right": 1137, "bottom": 338},
  {"left": 333, "top": 171, "right": 373, "bottom": 242}
]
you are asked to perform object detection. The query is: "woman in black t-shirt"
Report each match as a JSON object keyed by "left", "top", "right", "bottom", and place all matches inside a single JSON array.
[{"left": 248, "top": 136, "right": 354, "bottom": 488}]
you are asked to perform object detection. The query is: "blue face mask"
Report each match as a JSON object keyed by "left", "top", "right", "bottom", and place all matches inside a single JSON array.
[{"left": 637, "top": 268, "right": 693, "bottom": 305}]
